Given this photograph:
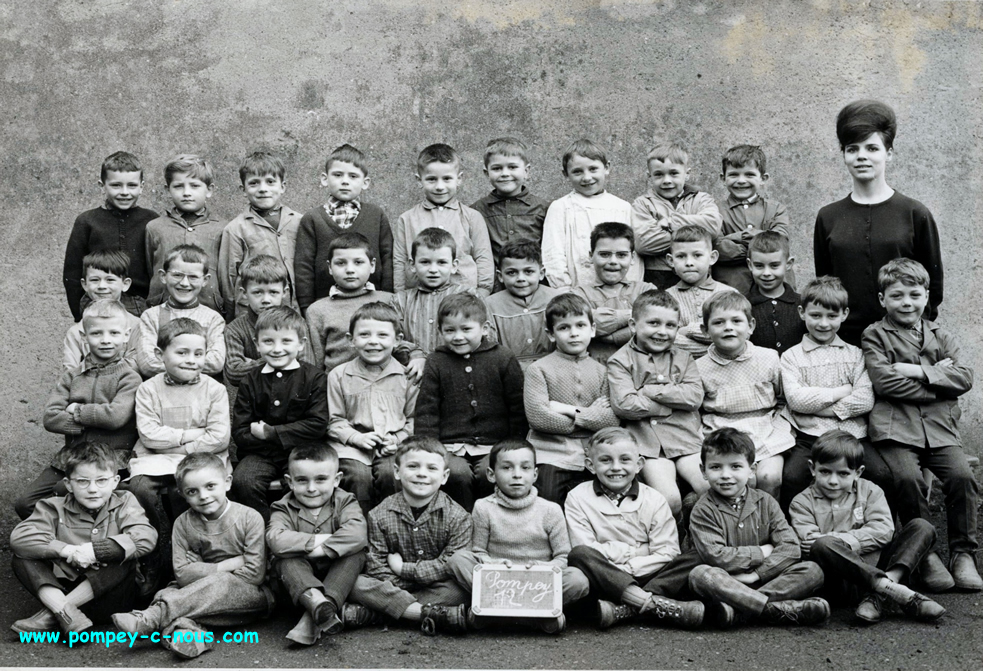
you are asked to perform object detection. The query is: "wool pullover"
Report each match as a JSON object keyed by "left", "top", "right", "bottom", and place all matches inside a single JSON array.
[
  {"left": 630, "top": 185, "right": 722, "bottom": 272},
  {"left": 223, "top": 309, "right": 316, "bottom": 387},
  {"left": 135, "top": 303, "right": 226, "bottom": 378},
  {"left": 145, "top": 208, "right": 227, "bottom": 316},
  {"left": 747, "top": 282, "right": 806, "bottom": 356},
  {"left": 305, "top": 286, "right": 395, "bottom": 373},
  {"left": 62, "top": 312, "right": 142, "bottom": 371},
  {"left": 472, "top": 488, "right": 569, "bottom": 568},
  {"left": 172, "top": 501, "right": 266, "bottom": 587}
]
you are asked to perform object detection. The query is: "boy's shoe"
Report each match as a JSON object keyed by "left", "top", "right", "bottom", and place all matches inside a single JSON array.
[
  {"left": 917, "top": 552, "right": 955, "bottom": 593},
  {"left": 950, "top": 552, "right": 983, "bottom": 591},
  {"left": 761, "top": 597, "right": 830, "bottom": 626},
  {"left": 899, "top": 594, "right": 946, "bottom": 622},
  {"left": 640, "top": 596, "right": 704, "bottom": 629},
  {"left": 162, "top": 618, "right": 213, "bottom": 659},
  {"left": 538, "top": 614, "right": 566, "bottom": 634},
  {"left": 286, "top": 612, "right": 320, "bottom": 646},
  {"left": 419, "top": 604, "right": 468, "bottom": 636},
  {"left": 54, "top": 604, "right": 93, "bottom": 634},
  {"left": 299, "top": 588, "right": 337, "bottom": 628},
  {"left": 711, "top": 602, "right": 737, "bottom": 629},
  {"left": 340, "top": 603, "right": 384, "bottom": 630},
  {"left": 854, "top": 594, "right": 884, "bottom": 624},
  {"left": 596, "top": 600, "right": 637, "bottom": 629},
  {"left": 112, "top": 602, "right": 164, "bottom": 635},
  {"left": 11, "top": 609, "right": 57, "bottom": 633}
]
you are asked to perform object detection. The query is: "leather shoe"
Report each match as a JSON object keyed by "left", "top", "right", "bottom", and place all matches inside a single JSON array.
[
  {"left": 854, "top": 594, "right": 883, "bottom": 624},
  {"left": 950, "top": 552, "right": 983, "bottom": 592},
  {"left": 917, "top": 552, "right": 955, "bottom": 593}
]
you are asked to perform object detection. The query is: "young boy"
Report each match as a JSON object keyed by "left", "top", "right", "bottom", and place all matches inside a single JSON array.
[
  {"left": 305, "top": 232, "right": 396, "bottom": 374},
  {"left": 573, "top": 222, "right": 657, "bottom": 364},
  {"left": 114, "top": 453, "right": 273, "bottom": 659},
  {"left": 415, "top": 293, "right": 527, "bottom": 510},
  {"left": 294, "top": 144, "right": 393, "bottom": 312},
  {"left": 630, "top": 142, "right": 722, "bottom": 290},
  {"left": 267, "top": 444, "right": 367, "bottom": 645},
  {"left": 16, "top": 300, "right": 142, "bottom": 520},
  {"left": 145, "top": 154, "right": 226, "bottom": 318},
  {"left": 447, "top": 439, "right": 590, "bottom": 633},
  {"left": 328, "top": 302, "right": 419, "bottom": 515},
  {"left": 11, "top": 443, "right": 156, "bottom": 634},
  {"left": 346, "top": 438, "right": 473, "bottom": 635},
  {"left": 392, "top": 143, "right": 494, "bottom": 297},
  {"left": 63, "top": 151, "right": 158, "bottom": 321},
  {"left": 607, "top": 290, "right": 706, "bottom": 517},
  {"left": 695, "top": 292, "right": 795, "bottom": 500},
  {"left": 470, "top": 137, "right": 550, "bottom": 287},
  {"left": 566, "top": 428, "right": 705, "bottom": 630},
  {"left": 688, "top": 428, "right": 829, "bottom": 627},
  {"left": 541, "top": 138, "right": 639, "bottom": 290},
  {"left": 525, "top": 293, "right": 619, "bottom": 505},
  {"left": 862, "top": 258, "right": 981, "bottom": 592},
  {"left": 231, "top": 306, "right": 328, "bottom": 523},
  {"left": 224, "top": 255, "right": 315, "bottom": 387},
  {"left": 779, "top": 276, "right": 874, "bottom": 512},
  {"left": 665, "top": 225, "right": 737, "bottom": 358},
  {"left": 219, "top": 151, "right": 303, "bottom": 317},
  {"left": 789, "top": 430, "right": 944, "bottom": 624},
  {"left": 713, "top": 145, "right": 793, "bottom": 294},
  {"left": 134, "top": 244, "right": 226, "bottom": 379},
  {"left": 746, "top": 231, "right": 805, "bottom": 355},
  {"left": 484, "top": 239, "right": 559, "bottom": 368}
]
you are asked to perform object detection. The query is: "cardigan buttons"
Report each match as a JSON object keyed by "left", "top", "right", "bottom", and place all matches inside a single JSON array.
[
  {"left": 465, "top": 366, "right": 472, "bottom": 373},
  {"left": 470, "top": 400, "right": 478, "bottom": 407},
  {"left": 274, "top": 400, "right": 281, "bottom": 406}
]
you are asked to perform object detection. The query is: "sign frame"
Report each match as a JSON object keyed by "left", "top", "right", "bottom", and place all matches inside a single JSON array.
[{"left": 470, "top": 563, "right": 563, "bottom": 618}]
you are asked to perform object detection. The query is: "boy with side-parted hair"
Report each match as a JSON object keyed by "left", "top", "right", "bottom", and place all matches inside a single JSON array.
[
  {"left": 145, "top": 154, "right": 227, "bottom": 317},
  {"left": 713, "top": 145, "right": 793, "bottom": 294},
  {"left": 294, "top": 144, "right": 393, "bottom": 312},
  {"left": 525, "top": 293, "right": 619, "bottom": 505},
  {"left": 393, "top": 143, "right": 494, "bottom": 297},
  {"left": 862, "top": 258, "right": 981, "bottom": 592},
  {"left": 484, "top": 239, "right": 559, "bottom": 368},
  {"left": 746, "top": 231, "right": 805, "bottom": 355},
  {"left": 63, "top": 151, "right": 158, "bottom": 321},
  {"left": 542, "top": 139, "right": 639, "bottom": 290},
  {"left": 630, "top": 142, "right": 722, "bottom": 290},
  {"left": 219, "top": 151, "right": 303, "bottom": 317}
]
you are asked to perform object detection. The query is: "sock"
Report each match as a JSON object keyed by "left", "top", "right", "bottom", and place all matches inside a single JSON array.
[
  {"left": 65, "top": 580, "right": 95, "bottom": 608},
  {"left": 621, "top": 585, "right": 650, "bottom": 610},
  {"left": 873, "top": 577, "right": 917, "bottom": 604}
]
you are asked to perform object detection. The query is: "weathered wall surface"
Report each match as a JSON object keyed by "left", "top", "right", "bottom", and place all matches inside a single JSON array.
[{"left": 1, "top": 0, "right": 981, "bottom": 509}]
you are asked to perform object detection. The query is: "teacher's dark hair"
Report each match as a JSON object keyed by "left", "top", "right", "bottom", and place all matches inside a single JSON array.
[{"left": 836, "top": 100, "right": 897, "bottom": 151}]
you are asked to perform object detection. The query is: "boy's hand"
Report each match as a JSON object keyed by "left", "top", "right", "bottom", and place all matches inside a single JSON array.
[
  {"left": 760, "top": 544, "right": 774, "bottom": 558},
  {"left": 250, "top": 421, "right": 275, "bottom": 440},
  {"left": 733, "top": 571, "right": 760, "bottom": 585},
  {"left": 350, "top": 433, "right": 383, "bottom": 451},
  {"left": 892, "top": 362, "right": 926, "bottom": 380},
  {"left": 181, "top": 427, "right": 207, "bottom": 444},
  {"left": 65, "top": 403, "right": 80, "bottom": 415},
  {"left": 387, "top": 553, "right": 405, "bottom": 575},
  {"left": 832, "top": 384, "right": 853, "bottom": 401},
  {"left": 379, "top": 442, "right": 399, "bottom": 457},
  {"left": 216, "top": 556, "right": 247, "bottom": 573},
  {"left": 935, "top": 358, "right": 954, "bottom": 368},
  {"left": 549, "top": 401, "right": 578, "bottom": 418},
  {"left": 74, "top": 543, "right": 97, "bottom": 568},
  {"left": 405, "top": 358, "right": 426, "bottom": 385}
]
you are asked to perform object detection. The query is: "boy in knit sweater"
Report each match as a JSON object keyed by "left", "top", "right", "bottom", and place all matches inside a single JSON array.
[
  {"left": 294, "top": 144, "right": 393, "bottom": 312},
  {"left": 448, "top": 440, "right": 589, "bottom": 632},
  {"left": 746, "top": 232, "right": 805, "bottom": 356},
  {"left": 524, "top": 293, "right": 619, "bottom": 505}
]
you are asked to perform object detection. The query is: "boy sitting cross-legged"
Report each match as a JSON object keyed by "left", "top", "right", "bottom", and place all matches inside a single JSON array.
[
  {"left": 790, "top": 430, "right": 944, "bottom": 624},
  {"left": 345, "top": 438, "right": 473, "bottom": 636},
  {"left": 688, "top": 428, "right": 829, "bottom": 628},
  {"left": 448, "top": 440, "right": 590, "bottom": 633},
  {"left": 267, "top": 444, "right": 367, "bottom": 645}
]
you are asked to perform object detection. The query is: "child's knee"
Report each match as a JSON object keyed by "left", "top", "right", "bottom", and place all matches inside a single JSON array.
[{"left": 13, "top": 495, "right": 35, "bottom": 521}]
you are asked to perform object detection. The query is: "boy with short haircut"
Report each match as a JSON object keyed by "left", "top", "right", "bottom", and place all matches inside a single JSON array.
[
  {"left": 145, "top": 154, "right": 226, "bottom": 317},
  {"left": 328, "top": 302, "right": 419, "bottom": 514},
  {"left": 294, "top": 144, "right": 393, "bottom": 311},
  {"left": 862, "top": 258, "right": 981, "bottom": 592},
  {"left": 746, "top": 231, "right": 805, "bottom": 355},
  {"left": 566, "top": 428, "right": 705, "bottom": 630},
  {"left": 393, "top": 143, "right": 494, "bottom": 297},
  {"left": 231, "top": 306, "right": 328, "bottom": 523},
  {"left": 305, "top": 232, "right": 396, "bottom": 374},
  {"left": 696, "top": 292, "right": 795, "bottom": 500},
  {"left": 573, "top": 222, "right": 657, "bottom": 364},
  {"left": 789, "top": 430, "right": 944, "bottom": 624},
  {"left": 607, "top": 290, "right": 706, "bottom": 517},
  {"left": 448, "top": 439, "right": 590, "bottom": 633},
  {"left": 688, "top": 428, "right": 829, "bottom": 627},
  {"left": 713, "top": 145, "right": 793, "bottom": 294},
  {"left": 630, "top": 142, "right": 722, "bottom": 289},
  {"left": 484, "top": 239, "right": 559, "bottom": 368},
  {"left": 267, "top": 444, "right": 367, "bottom": 645},
  {"left": 224, "top": 255, "right": 315, "bottom": 387},
  {"left": 63, "top": 151, "right": 158, "bottom": 321},
  {"left": 10, "top": 443, "right": 157, "bottom": 634},
  {"left": 114, "top": 453, "right": 273, "bottom": 659},
  {"left": 542, "top": 138, "right": 639, "bottom": 290},
  {"left": 16, "top": 300, "right": 142, "bottom": 520},
  {"left": 415, "top": 293, "right": 528, "bottom": 510},
  {"left": 135, "top": 244, "right": 226, "bottom": 379},
  {"left": 347, "top": 438, "right": 473, "bottom": 635},
  {"left": 779, "top": 276, "right": 874, "bottom": 511},
  {"left": 665, "top": 225, "right": 738, "bottom": 358},
  {"left": 219, "top": 151, "right": 303, "bottom": 317},
  {"left": 525, "top": 293, "right": 619, "bottom": 505}
]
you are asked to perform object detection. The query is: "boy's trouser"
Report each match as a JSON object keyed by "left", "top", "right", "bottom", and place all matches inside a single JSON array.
[
  {"left": 874, "top": 441, "right": 979, "bottom": 553},
  {"left": 273, "top": 551, "right": 366, "bottom": 613},
  {"left": 447, "top": 550, "right": 590, "bottom": 606},
  {"left": 810, "top": 518, "right": 936, "bottom": 600},
  {"left": 338, "top": 459, "right": 375, "bottom": 518},
  {"left": 127, "top": 474, "right": 189, "bottom": 588},
  {"left": 152, "top": 572, "right": 274, "bottom": 627},
  {"left": 230, "top": 454, "right": 287, "bottom": 524},
  {"left": 689, "top": 561, "right": 824, "bottom": 616},
  {"left": 349, "top": 574, "right": 470, "bottom": 620},
  {"left": 12, "top": 557, "right": 138, "bottom": 623},
  {"left": 374, "top": 453, "right": 482, "bottom": 512},
  {"left": 14, "top": 467, "right": 68, "bottom": 520},
  {"left": 536, "top": 466, "right": 591, "bottom": 507},
  {"left": 568, "top": 546, "right": 703, "bottom": 603}
]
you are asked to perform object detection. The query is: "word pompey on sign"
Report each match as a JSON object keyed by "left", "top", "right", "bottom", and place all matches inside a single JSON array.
[{"left": 471, "top": 563, "right": 563, "bottom": 618}]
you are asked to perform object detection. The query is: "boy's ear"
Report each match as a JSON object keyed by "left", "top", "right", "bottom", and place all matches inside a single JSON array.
[
  {"left": 440, "top": 467, "right": 450, "bottom": 486},
  {"left": 121, "top": 277, "right": 133, "bottom": 292},
  {"left": 283, "top": 473, "right": 293, "bottom": 485},
  {"left": 537, "top": 266, "right": 546, "bottom": 281},
  {"left": 415, "top": 172, "right": 422, "bottom": 183},
  {"left": 747, "top": 316, "right": 756, "bottom": 334},
  {"left": 699, "top": 462, "right": 708, "bottom": 480},
  {"left": 319, "top": 172, "right": 330, "bottom": 188},
  {"left": 761, "top": 172, "right": 770, "bottom": 182},
  {"left": 665, "top": 252, "right": 674, "bottom": 267},
  {"left": 786, "top": 255, "right": 795, "bottom": 268},
  {"left": 333, "top": 470, "right": 343, "bottom": 486},
  {"left": 153, "top": 346, "right": 164, "bottom": 361},
  {"left": 368, "top": 258, "right": 377, "bottom": 273},
  {"left": 807, "top": 459, "right": 816, "bottom": 477},
  {"left": 451, "top": 257, "right": 460, "bottom": 269},
  {"left": 545, "top": 329, "right": 557, "bottom": 344},
  {"left": 361, "top": 176, "right": 371, "bottom": 191},
  {"left": 158, "top": 268, "right": 167, "bottom": 279},
  {"left": 204, "top": 183, "right": 215, "bottom": 197},
  {"left": 797, "top": 305, "right": 806, "bottom": 321},
  {"left": 628, "top": 317, "right": 637, "bottom": 334},
  {"left": 708, "top": 249, "right": 719, "bottom": 266},
  {"left": 856, "top": 464, "right": 866, "bottom": 478},
  {"left": 495, "top": 268, "right": 503, "bottom": 284},
  {"left": 485, "top": 466, "right": 496, "bottom": 483},
  {"left": 345, "top": 332, "right": 354, "bottom": 344},
  {"left": 585, "top": 456, "right": 596, "bottom": 475},
  {"left": 842, "top": 307, "right": 850, "bottom": 319},
  {"left": 203, "top": 271, "right": 212, "bottom": 282},
  {"left": 877, "top": 292, "right": 886, "bottom": 308}
]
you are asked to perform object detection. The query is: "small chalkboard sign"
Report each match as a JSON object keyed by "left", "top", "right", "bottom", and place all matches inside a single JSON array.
[{"left": 471, "top": 563, "right": 563, "bottom": 618}]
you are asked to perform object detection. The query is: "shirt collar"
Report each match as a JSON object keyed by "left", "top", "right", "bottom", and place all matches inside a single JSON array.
[
  {"left": 555, "top": 349, "right": 590, "bottom": 362},
  {"left": 747, "top": 282, "right": 797, "bottom": 305},
  {"left": 727, "top": 193, "right": 761, "bottom": 208},
  {"left": 167, "top": 206, "right": 209, "bottom": 222},
  {"left": 80, "top": 351, "right": 123, "bottom": 372},
  {"left": 707, "top": 342, "right": 753, "bottom": 364},
  {"left": 326, "top": 196, "right": 361, "bottom": 212},
  {"left": 329, "top": 282, "right": 375, "bottom": 298},
  {"left": 347, "top": 355, "right": 403, "bottom": 380},
  {"left": 674, "top": 276, "right": 717, "bottom": 292},
  {"left": 422, "top": 198, "right": 461, "bottom": 211},
  {"left": 592, "top": 477, "right": 641, "bottom": 501},
  {"left": 261, "top": 360, "right": 301, "bottom": 373},
  {"left": 486, "top": 185, "right": 531, "bottom": 204},
  {"left": 801, "top": 334, "right": 847, "bottom": 352},
  {"left": 164, "top": 372, "right": 202, "bottom": 386},
  {"left": 435, "top": 336, "right": 497, "bottom": 355}
]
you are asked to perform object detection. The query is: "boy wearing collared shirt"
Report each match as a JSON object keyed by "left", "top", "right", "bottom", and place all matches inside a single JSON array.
[{"left": 746, "top": 232, "right": 805, "bottom": 355}]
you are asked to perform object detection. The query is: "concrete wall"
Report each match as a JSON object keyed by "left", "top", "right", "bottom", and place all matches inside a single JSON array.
[{"left": 1, "top": 0, "right": 981, "bottom": 510}]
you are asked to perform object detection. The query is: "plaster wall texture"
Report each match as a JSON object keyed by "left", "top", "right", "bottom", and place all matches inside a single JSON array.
[{"left": 0, "top": 0, "right": 981, "bottom": 509}]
